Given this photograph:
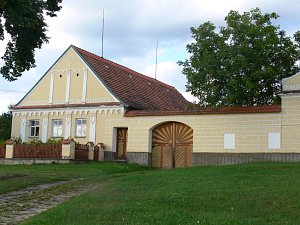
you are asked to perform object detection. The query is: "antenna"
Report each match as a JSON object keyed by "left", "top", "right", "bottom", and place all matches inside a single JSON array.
[
  {"left": 155, "top": 37, "right": 158, "bottom": 80},
  {"left": 101, "top": 9, "right": 105, "bottom": 57}
]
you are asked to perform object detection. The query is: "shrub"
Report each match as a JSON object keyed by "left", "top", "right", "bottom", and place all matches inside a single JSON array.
[
  {"left": 27, "top": 139, "right": 43, "bottom": 145},
  {"left": 46, "top": 138, "right": 63, "bottom": 144}
]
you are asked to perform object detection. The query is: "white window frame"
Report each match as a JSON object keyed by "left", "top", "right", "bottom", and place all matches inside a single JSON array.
[
  {"left": 75, "top": 118, "right": 87, "bottom": 137},
  {"left": 52, "top": 119, "right": 63, "bottom": 137},
  {"left": 224, "top": 133, "right": 235, "bottom": 149},
  {"left": 268, "top": 133, "right": 281, "bottom": 149},
  {"left": 29, "top": 120, "right": 40, "bottom": 137}
]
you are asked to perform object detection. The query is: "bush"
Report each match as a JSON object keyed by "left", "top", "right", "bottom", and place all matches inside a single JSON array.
[
  {"left": 46, "top": 138, "right": 63, "bottom": 144},
  {"left": 27, "top": 139, "right": 43, "bottom": 145}
]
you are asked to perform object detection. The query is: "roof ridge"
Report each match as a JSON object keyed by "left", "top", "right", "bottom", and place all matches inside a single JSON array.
[{"left": 73, "top": 45, "right": 177, "bottom": 90}]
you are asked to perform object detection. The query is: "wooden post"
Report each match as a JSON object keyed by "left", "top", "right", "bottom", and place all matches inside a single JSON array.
[
  {"left": 88, "top": 142, "right": 94, "bottom": 160},
  {"left": 61, "top": 139, "right": 75, "bottom": 159},
  {"left": 5, "top": 140, "right": 16, "bottom": 159}
]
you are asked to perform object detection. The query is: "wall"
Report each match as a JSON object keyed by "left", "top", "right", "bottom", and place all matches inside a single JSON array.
[
  {"left": 11, "top": 107, "right": 124, "bottom": 144},
  {"left": 102, "top": 112, "right": 282, "bottom": 153},
  {"left": 18, "top": 47, "right": 117, "bottom": 107}
]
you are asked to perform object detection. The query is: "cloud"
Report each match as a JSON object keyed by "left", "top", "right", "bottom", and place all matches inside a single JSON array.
[
  {"left": 0, "top": 92, "right": 24, "bottom": 113},
  {"left": 0, "top": 0, "right": 300, "bottom": 112}
]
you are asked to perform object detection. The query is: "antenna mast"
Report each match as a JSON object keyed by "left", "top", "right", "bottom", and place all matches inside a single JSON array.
[
  {"left": 101, "top": 9, "right": 105, "bottom": 57},
  {"left": 155, "top": 38, "right": 158, "bottom": 80}
]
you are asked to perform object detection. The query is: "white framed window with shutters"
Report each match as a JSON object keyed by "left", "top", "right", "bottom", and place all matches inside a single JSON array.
[
  {"left": 75, "top": 119, "right": 86, "bottom": 137},
  {"left": 29, "top": 120, "right": 40, "bottom": 137},
  {"left": 52, "top": 119, "right": 63, "bottom": 137}
]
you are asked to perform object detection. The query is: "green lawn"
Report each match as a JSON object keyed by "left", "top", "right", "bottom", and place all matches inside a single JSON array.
[
  {"left": 0, "top": 162, "right": 148, "bottom": 194},
  {"left": 16, "top": 163, "right": 300, "bottom": 225}
]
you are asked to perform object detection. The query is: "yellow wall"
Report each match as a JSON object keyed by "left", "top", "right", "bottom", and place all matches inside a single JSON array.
[
  {"left": 18, "top": 47, "right": 117, "bottom": 107},
  {"left": 102, "top": 112, "right": 283, "bottom": 154},
  {"left": 10, "top": 48, "right": 300, "bottom": 156},
  {"left": 10, "top": 95, "right": 300, "bottom": 154}
]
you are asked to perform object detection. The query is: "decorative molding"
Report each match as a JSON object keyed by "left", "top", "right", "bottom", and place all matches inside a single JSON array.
[
  {"left": 264, "top": 126, "right": 281, "bottom": 134},
  {"left": 12, "top": 106, "right": 124, "bottom": 119},
  {"left": 20, "top": 100, "right": 48, "bottom": 106},
  {"left": 82, "top": 68, "right": 88, "bottom": 103},
  {"left": 20, "top": 97, "right": 116, "bottom": 106},
  {"left": 42, "top": 118, "right": 48, "bottom": 142},
  {"left": 282, "top": 83, "right": 300, "bottom": 91},
  {"left": 68, "top": 99, "right": 82, "bottom": 104},
  {"left": 89, "top": 115, "right": 96, "bottom": 143},
  {"left": 223, "top": 127, "right": 238, "bottom": 133},
  {"left": 65, "top": 65, "right": 71, "bottom": 103},
  {"left": 20, "top": 117, "right": 26, "bottom": 142},
  {"left": 65, "top": 116, "right": 71, "bottom": 138},
  {"left": 49, "top": 72, "right": 54, "bottom": 104},
  {"left": 86, "top": 97, "right": 114, "bottom": 103}
]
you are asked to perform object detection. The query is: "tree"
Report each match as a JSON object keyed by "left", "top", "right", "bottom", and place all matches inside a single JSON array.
[
  {"left": 0, "top": 0, "right": 62, "bottom": 81},
  {"left": 179, "top": 8, "right": 300, "bottom": 107},
  {"left": 0, "top": 112, "right": 12, "bottom": 140}
]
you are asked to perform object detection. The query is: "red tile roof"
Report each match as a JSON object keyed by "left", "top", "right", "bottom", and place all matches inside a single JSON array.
[
  {"left": 73, "top": 46, "right": 190, "bottom": 111},
  {"left": 124, "top": 105, "right": 281, "bottom": 117}
]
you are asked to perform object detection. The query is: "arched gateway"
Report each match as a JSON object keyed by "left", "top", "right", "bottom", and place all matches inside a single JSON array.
[{"left": 152, "top": 122, "right": 193, "bottom": 168}]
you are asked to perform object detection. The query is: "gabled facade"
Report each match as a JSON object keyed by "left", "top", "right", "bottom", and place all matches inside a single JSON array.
[{"left": 10, "top": 46, "right": 300, "bottom": 167}]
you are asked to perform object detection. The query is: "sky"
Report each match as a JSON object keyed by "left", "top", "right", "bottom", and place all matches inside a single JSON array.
[{"left": 0, "top": 0, "right": 300, "bottom": 113}]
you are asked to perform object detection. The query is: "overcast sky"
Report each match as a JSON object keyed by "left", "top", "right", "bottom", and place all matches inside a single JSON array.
[{"left": 0, "top": 0, "right": 300, "bottom": 113}]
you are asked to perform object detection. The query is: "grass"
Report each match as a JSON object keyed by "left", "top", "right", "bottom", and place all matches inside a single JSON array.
[
  {"left": 17, "top": 162, "right": 300, "bottom": 225},
  {"left": 0, "top": 162, "right": 148, "bottom": 194}
]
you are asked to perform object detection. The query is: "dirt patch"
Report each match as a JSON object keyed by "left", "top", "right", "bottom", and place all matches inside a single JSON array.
[
  {"left": 0, "top": 180, "right": 98, "bottom": 225},
  {"left": 0, "top": 173, "right": 27, "bottom": 181}
]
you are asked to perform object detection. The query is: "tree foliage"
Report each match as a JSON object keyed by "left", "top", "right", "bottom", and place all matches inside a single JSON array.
[
  {"left": 0, "top": 112, "right": 12, "bottom": 140},
  {"left": 0, "top": 0, "right": 62, "bottom": 81},
  {"left": 179, "top": 8, "right": 300, "bottom": 106}
]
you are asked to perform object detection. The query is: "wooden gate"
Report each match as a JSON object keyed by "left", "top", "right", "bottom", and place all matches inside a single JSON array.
[
  {"left": 0, "top": 145, "right": 6, "bottom": 158},
  {"left": 116, "top": 128, "right": 128, "bottom": 159},
  {"left": 152, "top": 122, "right": 193, "bottom": 168},
  {"left": 75, "top": 144, "right": 89, "bottom": 160}
]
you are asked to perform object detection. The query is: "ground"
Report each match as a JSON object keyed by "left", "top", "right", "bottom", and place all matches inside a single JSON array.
[{"left": 0, "top": 162, "right": 300, "bottom": 225}]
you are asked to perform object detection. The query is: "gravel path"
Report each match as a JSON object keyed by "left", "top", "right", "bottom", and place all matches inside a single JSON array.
[{"left": 0, "top": 180, "right": 96, "bottom": 225}]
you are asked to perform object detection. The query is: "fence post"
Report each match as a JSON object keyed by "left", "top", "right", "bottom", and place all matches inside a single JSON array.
[
  {"left": 61, "top": 139, "right": 75, "bottom": 159},
  {"left": 88, "top": 142, "right": 94, "bottom": 160},
  {"left": 99, "top": 143, "right": 105, "bottom": 161},
  {"left": 5, "top": 140, "right": 15, "bottom": 159}
]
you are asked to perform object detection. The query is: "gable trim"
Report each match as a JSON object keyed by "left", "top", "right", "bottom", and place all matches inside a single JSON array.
[{"left": 15, "top": 45, "right": 74, "bottom": 107}]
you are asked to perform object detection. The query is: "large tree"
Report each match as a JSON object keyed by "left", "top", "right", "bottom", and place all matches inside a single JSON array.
[
  {"left": 0, "top": 112, "right": 12, "bottom": 140},
  {"left": 179, "top": 8, "right": 300, "bottom": 106},
  {"left": 0, "top": 0, "right": 62, "bottom": 81}
]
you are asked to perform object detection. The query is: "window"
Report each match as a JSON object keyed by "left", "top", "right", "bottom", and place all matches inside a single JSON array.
[
  {"left": 52, "top": 120, "right": 63, "bottom": 137},
  {"left": 29, "top": 120, "right": 40, "bottom": 137},
  {"left": 75, "top": 119, "right": 86, "bottom": 137},
  {"left": 268, "top": 133, "right": 280, "bottom": 149},
  {"left": 224, "top": 133, "right": 235, "bottom": 149}
]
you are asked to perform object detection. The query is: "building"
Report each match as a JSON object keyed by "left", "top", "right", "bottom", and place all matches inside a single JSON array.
[{"left": 11, "top": 45, "right": 300, "bottom": 167}]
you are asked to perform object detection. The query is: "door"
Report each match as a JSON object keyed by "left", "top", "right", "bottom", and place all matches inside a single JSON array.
[
  {"left": 116, "top": 128, "right": 128, "bottom": 159},
  {"left": 152, "top": 122, "right": 193, "bottom": 168}
]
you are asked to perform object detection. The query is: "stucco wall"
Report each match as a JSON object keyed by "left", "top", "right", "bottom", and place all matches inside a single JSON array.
[
  {"left": 18, "top": 48, "right": 117, "bottom": 107},
  {"left": 104, "top": 112, "right": 283, "bottom": 154}
]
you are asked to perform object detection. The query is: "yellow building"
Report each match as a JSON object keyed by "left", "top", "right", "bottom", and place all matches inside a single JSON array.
[{"left": 11, "top": 45, "right": 300, "bottom": 167}]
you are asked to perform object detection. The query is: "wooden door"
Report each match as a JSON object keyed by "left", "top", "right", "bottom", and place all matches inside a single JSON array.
[
  {"left": 116, "top": 128, "right": 128, "bottom": 159},
  {"left": 152, "top": 122, "right": 193, "bottom": 168}
]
